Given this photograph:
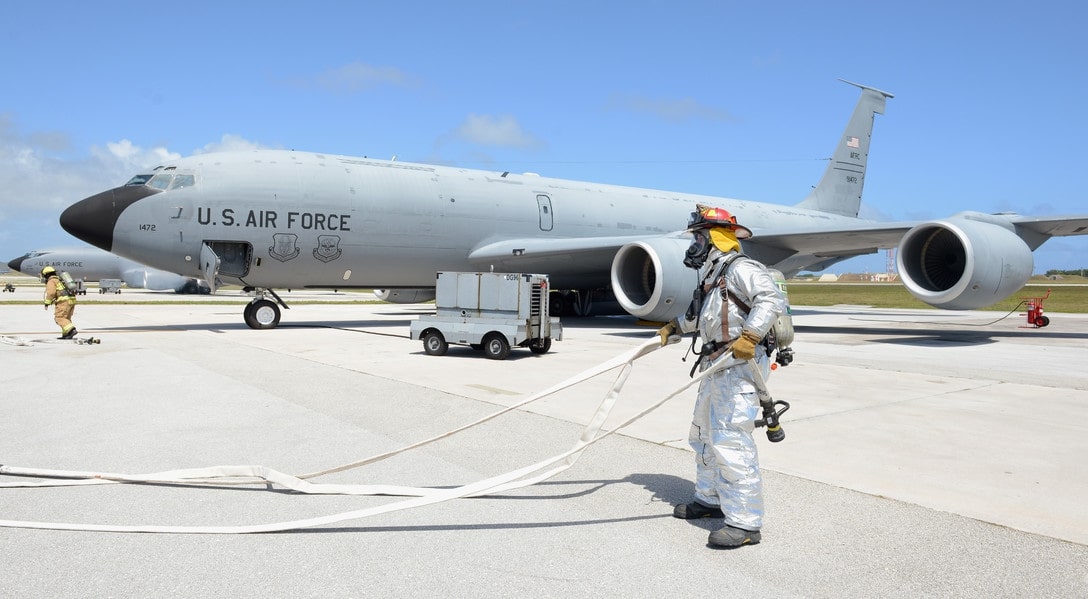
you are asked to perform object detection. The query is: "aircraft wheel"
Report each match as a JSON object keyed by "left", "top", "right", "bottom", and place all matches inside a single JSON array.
[
  {"left": 244, "top": 299, "right": 281, "bottom": 329},
  {"left": 529, "top": 338, "right": 552, "bottom": 354},
  {"left": 482, "top": 332, "right": 511, "bottom": 360},
  {"left": 422, "top": 330, "right": 448, "bottom": 356}
]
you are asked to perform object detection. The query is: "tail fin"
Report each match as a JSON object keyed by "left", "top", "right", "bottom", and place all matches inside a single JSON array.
[{"left": 796, "top": 80, "right": 894, "bottom": 217}]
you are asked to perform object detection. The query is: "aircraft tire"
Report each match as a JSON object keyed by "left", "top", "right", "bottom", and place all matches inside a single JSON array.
[
  {"left": 422, "top": 330, "right": 448, "bottom": 356},
  {"left": 244, "top": 299, "right": 281, "bottom": 329},
  {"left": 482, "top": 332, "right": 511, "bottom": 360}
]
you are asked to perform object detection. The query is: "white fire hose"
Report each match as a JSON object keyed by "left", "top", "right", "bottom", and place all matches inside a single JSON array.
[{"left": 0, "top": 335, "right": 744, "bottom": 534}]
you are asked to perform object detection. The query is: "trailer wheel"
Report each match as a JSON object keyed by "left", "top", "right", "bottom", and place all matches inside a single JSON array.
[
  {"left": 422, "top": 330, "right": 449, "bottom": 356},
  {"left": 1035, "top": 315, "right": 1050, "bottom": 328},
  {"left": 529, "top": 338, "right": 552, "bottom": 354},
  {"left": 482, "top": 332, "right": 511, "bottom": 360}
]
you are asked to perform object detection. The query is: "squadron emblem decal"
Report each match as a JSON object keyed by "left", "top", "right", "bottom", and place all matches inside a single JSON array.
[
  {"left": 313, "top": 235, "right": 343, "bottom": 263},
  {"left": 269, "top": 233, "right": 300, "bottom": 262}
]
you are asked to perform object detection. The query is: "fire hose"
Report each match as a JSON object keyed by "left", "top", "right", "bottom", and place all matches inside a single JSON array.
[{"left": 0, "top": 336, "right": 787, "bottom": 534}]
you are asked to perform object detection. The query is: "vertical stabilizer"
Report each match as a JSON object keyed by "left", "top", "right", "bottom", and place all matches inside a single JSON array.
[{"left": 796, "top": 80, "right": 894, "bottom": 217}]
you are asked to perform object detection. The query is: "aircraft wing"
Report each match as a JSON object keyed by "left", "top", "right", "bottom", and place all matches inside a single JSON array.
[
  {"left": 1008, "top": 215, "right": 1088, "bottom": 237},
  {"left": 750, "top": 213, "right": 1088, "bottom": 267},
  {"left": 467, "top": 225, "right": 915, "bottom": 284},
  {"left": 749, "top": 222, "right": 913, "bottom": 257},
  {"left": 469, "top": 235, "right": 656, "bottom": 261},
  {"left": 468, "top": 235, "right": 655, "bottom": 286}
]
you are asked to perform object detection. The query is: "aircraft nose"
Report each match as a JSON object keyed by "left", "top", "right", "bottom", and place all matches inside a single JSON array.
[
  {"left": 60, "top": 185, "right": 161, "bottom": 252},
  {"left": 6, "top": 255, "right": 25, "bottom": 272}
]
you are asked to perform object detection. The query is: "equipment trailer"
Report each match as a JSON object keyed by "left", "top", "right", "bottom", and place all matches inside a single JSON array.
[{"left": 410, "top": 272, "right": 561, "bottom": 360}]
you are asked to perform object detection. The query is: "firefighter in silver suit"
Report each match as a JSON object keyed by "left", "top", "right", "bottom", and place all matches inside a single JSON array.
[{"left": 658, "top": 204, "right": 786, "bottom": 548}]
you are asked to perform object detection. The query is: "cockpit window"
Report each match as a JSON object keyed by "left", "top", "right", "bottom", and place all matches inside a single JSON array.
[
  {"left": 147, "top": 174, "right": 174, "bottom": 190},
  {"left": 124, "top": 174, "right": 155, "bottom": 186},
  {"left": 122, "top": 171, "right": 195, "bottom": 190},
  {"left": 170, "top": 174, "right": 195, "bottom": 189}
]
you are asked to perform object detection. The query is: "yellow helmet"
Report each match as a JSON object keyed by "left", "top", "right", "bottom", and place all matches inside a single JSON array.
[{"left": 40, "top": 265, "right": 57, "bottom": 279}]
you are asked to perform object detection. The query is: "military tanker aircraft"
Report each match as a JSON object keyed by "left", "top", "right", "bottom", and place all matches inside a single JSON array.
[
  {"left": 7, "top": 246, "right": 210, "bottom": 294},
  {"left": 58, "top": 80, "right": 1088, "bottom": 329}
]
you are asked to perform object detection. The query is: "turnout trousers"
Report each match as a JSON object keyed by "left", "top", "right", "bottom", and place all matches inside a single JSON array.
[{"left": 688, "top": 365, "right": 763, "bottom": 531}]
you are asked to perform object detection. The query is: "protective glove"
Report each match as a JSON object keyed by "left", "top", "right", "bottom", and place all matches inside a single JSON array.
[
  {"left": 732, "top": 329, "right": 763, "bottom": 360},
  {"left": 43, "top": 304, "right": 48, "bottom": 311},
  {"left": 657, "top": 321, "right": 677, "bottom": 346}
]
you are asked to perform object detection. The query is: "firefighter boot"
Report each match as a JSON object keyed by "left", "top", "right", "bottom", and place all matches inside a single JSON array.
[
  {"left": 708, "top": 524, "right": 761, "bottom": 548},
  {"left": 673, "top": 501, "right": 724, "bottom": 519}
]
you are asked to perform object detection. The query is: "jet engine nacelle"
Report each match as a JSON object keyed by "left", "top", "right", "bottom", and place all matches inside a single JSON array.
[
  {"left": 896, "top": 213, "right": 1033, "bottom": 310},
  {"left": 611, "top": 236, "right": 694, "bottom": 322},
  {"left": 121, "top": 269, "right": 209, "bottom": 293},
  {"left": 373, "top": 288, "right": 437, "bottom": 304},
  {"left": 174, "top": 279, "right": 212, "bottom": 294}
]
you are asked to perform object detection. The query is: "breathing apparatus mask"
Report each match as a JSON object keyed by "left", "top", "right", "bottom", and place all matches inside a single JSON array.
[{"left": 683, "top": 229, "right": 712, "bottom": 270}]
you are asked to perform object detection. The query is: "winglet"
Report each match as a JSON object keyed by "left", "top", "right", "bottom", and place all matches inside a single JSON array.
[{"left": 795, "top": 80, "right": 895, "bottom": 218}]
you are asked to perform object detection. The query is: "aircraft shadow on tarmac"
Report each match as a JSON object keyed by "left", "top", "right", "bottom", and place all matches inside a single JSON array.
[
  {"left": 793, "top": 324, "right": 1088, "bottom": 347},
  {"left": 88, "top": 319, "right": 416, "bottom": 334}
]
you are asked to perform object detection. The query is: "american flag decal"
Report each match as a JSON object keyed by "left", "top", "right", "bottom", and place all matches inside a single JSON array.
[{"left": 846, "top": 136, "right": 860, "bottom": 148}]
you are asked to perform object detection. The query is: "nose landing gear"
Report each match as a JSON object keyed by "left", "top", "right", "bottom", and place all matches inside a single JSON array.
[{"left": 242, "top": 288, "right": 289, "bottom": 329}]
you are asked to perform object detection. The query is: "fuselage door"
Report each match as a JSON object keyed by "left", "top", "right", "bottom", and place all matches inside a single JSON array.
[
  {"left": 536, "top": 194, "right": 554, "bottom": 231},
  {"left": 199, "top": 243, "right": 221, "bottom": 294},
  {"left": 202, "top": 241, "right": 253, "bottom": 286}
]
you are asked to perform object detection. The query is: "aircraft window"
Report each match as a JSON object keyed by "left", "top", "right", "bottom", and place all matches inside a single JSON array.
[
  {"left": 170, "top": 174, "right": 195, "bottom": 190},
  {"left": 124, "top": 174, "right": 155, "bottom": 186},
  {"left": 147, "top": 174, "right": 174, "bottom": 190}
]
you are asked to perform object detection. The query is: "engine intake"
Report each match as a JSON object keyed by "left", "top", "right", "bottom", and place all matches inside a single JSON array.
[
  {"left": 896, "top": 214, "right": 1033, "bottom": 310},
  {"left": 610, "top": 236, "right": 694, "bottom": 322}
]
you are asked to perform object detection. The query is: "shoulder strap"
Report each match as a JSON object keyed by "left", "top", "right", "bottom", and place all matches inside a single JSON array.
[{"left": 716, "top": 253, "right": 751, "bottom": 314}]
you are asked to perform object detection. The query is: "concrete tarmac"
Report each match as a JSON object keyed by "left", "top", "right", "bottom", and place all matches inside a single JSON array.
[{"left": 1, "top": 289, "right": 1086, "bottom": 597}]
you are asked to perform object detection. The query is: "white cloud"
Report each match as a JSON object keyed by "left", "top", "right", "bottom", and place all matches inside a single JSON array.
[
  {"left": 195, "top": 134, "right": 272, "bottom": 154},
  {"left": 0, "top": 118, "right": 270, "bottom": 253},
  {"left": 311, "top": 61, "right": 413, "bottom": 93},
  {"left": 449, "top": 114, "right": 543, "bottom": 149}
]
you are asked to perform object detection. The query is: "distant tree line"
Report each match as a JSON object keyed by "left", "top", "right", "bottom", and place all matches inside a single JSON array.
[{"left": 1045, "top": 269, "right": 1087, "bottom": 276}]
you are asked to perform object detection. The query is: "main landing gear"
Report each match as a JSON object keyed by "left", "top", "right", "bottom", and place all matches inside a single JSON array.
[{"left": 242, "top": 288, "right": 289, "bottom": 329}]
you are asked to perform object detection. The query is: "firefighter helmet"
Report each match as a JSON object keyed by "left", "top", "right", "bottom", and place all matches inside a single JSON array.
[
  {"left": 40, "top": 266, "right": 57, "bottom": 279},
  {"left": 686, "top": 204, "right": 752, "bottom": 239}
]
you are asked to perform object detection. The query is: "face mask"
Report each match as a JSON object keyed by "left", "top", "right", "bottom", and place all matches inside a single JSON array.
[{"left": 683, "top": 230, "right": 710, "bottom": 269}]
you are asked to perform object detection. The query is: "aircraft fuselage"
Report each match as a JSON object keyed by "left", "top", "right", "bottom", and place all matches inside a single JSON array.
[{"left": 62, "top": 151, "right": 857, "bottom": 291}]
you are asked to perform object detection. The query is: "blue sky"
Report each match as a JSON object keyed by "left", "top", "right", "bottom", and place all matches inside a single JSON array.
[{"left": 2, "top": 1, "right": 1085, "bottom": 274}]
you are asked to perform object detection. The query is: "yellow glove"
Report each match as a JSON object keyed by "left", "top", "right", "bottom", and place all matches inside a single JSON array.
[
  {"left": 732, "top": 329, "right": 763, "bottom": 360},
  {"left": 657, "top": 322, "right": 676, "bottom": 346}
]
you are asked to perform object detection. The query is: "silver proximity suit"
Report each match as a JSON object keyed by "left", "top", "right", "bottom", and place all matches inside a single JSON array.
[{"left": 674, "top": 248, "right": 786, "bottom": 531}]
